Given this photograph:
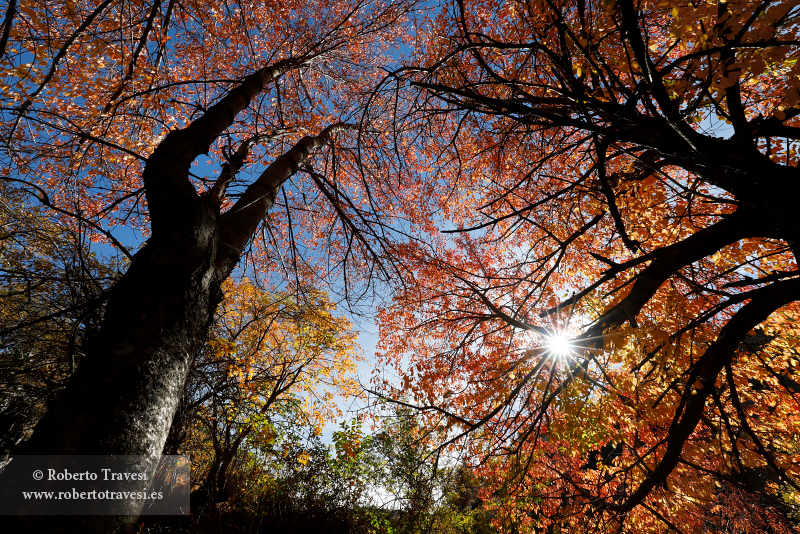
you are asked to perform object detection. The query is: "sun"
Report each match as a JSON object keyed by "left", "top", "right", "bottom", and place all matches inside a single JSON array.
[{"left": 545, "top": 333, "right": 573, "bottom": 358}]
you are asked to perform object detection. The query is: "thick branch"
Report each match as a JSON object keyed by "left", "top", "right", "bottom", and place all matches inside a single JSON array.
[
  {"left": 582, "top": 208, "right": 768, "bottom": 341},
  {"left": 207, "top": 129, "right": 292, "bottom": 208},
  {"left": 215, "top": 123, "right": 355, "bottom": 276},
  {"left": 619, "top": 276, "right": 800, "bottom": 512},
  {"left": 717, "top": 2, "right": 747, "bottom": 130},
  {"left": 142, "top": 57, "right": 305, "bottom": 237},
  {"left": 0, "top": 0, "right": 16, "bottom": 59},
  {"left": 618, "top": 0, "right": 699, "bottom": 150}
]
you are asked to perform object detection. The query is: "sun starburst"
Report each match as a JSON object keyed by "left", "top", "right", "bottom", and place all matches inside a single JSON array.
[{"left": 545, "top": 332, "right": 573, "bottom": 358}]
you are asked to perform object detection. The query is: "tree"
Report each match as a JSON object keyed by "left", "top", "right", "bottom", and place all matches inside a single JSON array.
[
  {"left": 373, "top": 0, "right": 800, "bottom": 531},
  {"left": 177, "top": 277, "right": 360, "bottom": 507},
  {"left": 0, "top": 0, "right": 414, "bottom": 531}
]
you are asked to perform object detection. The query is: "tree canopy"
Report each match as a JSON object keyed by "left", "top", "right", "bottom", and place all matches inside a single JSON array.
[
  {"left": 372, "top": 0, "right": 800, "bottom": 531},
  {"left": 1, "top": 0, "right": 800, "bottom": 532}
]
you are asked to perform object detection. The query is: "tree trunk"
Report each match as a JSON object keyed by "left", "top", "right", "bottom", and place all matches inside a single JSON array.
[
  {"left": 0, "top": 211, "right": 223, "bottom": 532},
  {"left": 190, "top": 437, "right": 243, "bottom": 508},
  {"left": 0, "top": 57, "right": 344, "bottom": 533}
]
